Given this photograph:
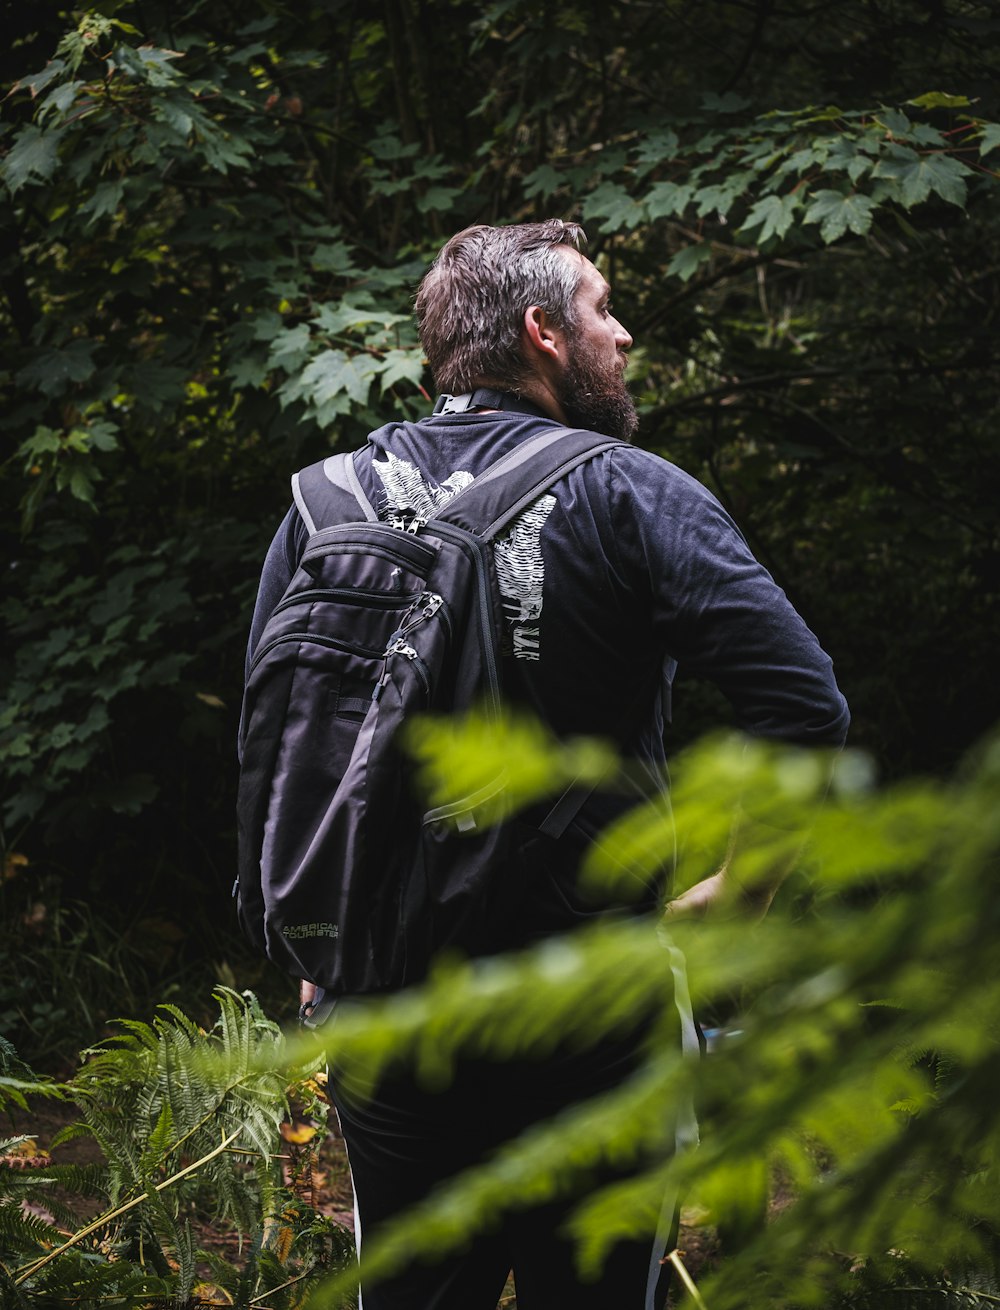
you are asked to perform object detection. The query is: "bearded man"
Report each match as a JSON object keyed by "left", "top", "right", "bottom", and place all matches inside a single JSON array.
[{"left": 243, "top": 220, "right": 849, "bottom": 1309}]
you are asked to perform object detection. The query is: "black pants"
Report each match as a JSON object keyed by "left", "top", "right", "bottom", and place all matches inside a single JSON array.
[{"left": 329, "top": 1031, "right": 678, "bottom": 1310}]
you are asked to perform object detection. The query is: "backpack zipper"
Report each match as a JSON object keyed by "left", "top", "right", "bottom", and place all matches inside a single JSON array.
[
  {"left": 373, "top": 643, "right": 431, "bottom": 701},
  {"left": 248, "top": 630, "right": 385, "bottom": 677},
  {"left": 398, "top": 591, "right": 444, "bottom": 635},
  {"left": 272, "top": 587, "right": 418, "bottom": 616},
  {"left": 372, "top": 592, "right": 443, "bottom": 702}
]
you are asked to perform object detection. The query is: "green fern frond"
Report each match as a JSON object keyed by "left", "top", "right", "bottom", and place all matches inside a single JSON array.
[
  {"left": 19, "top": 1246, "right": 173, "bottom": 1304},
  {"left": 69, "top": 1100, "right": 142, "bottom": 1206},
  {"left": 0, "top": 1036, "right": 28, "bottom": 1073},
  {"left": 0, "top": 1134, "right": 36, "bottom": 1158},
  {"left": 143, "top": 1102, "right": 174, "bottom": 1179},
  {"left": 0, "top": 1161, "right": 101, "bottom": 1234},
  {"left": 174, "top": 1217, "right": 196, "bottom": 1306},
  {"left": 0, "top": 1197, "right": 61, "bottom": 1251},
  {"left": 49, "top": 1119, "right": 94, "bottom": 1150},
  {"left": 831, "top": 1252, "right": 1000, "bottom": 1308},
  {"left": 0, "top": 1073, "right": 66, "bottom": 1116},
  {"left": 7, "top": 989, "right": 296, "bottom": 1302}
]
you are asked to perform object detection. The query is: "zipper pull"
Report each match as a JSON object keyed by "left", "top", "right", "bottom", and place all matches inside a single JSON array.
[
  {"left": 397, "top": 592, "right": 443, "bottom": 639},
  {"left": 387, "top": 638, "right": 418, "bottom": 659},
  {"left": 389, "top": 510, "right": 427, "bottom": 534}
]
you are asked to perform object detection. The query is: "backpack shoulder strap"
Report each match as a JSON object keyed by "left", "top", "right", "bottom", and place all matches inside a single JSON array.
[
  {"left": 293, "top": 428, "right": 619, "bottom": 536},
  {"left": 433, "top": 426, "right": 623, "bottom": 842},
  {"left": 291, "top": 451, "right": 379, "bottom": 534},
  {"left": 433, "top": 427, "right": 623, "bottom": 540}
]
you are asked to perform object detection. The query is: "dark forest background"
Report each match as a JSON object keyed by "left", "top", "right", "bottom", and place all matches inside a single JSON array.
[{"left": 2, "top": 0, "right": 998, "bottom": 1063}]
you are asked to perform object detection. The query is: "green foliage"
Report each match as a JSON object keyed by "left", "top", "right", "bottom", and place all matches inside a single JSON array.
[
  {"left": 0, "top": 3, "right": 439, "bottom": 869},
  {"left": 66, "top": 988, "right": 288, "bottom": 1225},
  {"left": 5, "top": 721, "right": 1000, "bottom": 1306},
  {"left": 0, "top": 510, "right": 272, "bottom": 831},
  {"left": 0, "top": 1034, "right": 63, "bottom": 1115},
  {"left": 1, "top": 990, "right": 352, "bottom": 1308},
  {"left": 559, "top": 99, "right": 996, "bottom": 250},
  {"left": 2, "top": 5, "right": 432, "bottom": 519},
  {"left": 269, "top": 718, "right": 1000, "bottom": 1309}
]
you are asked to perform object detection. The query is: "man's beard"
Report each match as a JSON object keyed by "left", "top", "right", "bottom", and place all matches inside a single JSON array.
[{"left": 557, "top": 339, "right": 638, "bottom": 442}]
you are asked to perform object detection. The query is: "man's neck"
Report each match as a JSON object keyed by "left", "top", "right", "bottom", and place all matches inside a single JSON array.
[{"left": 511, "top": 379, "right": 567, "bottom": 424}]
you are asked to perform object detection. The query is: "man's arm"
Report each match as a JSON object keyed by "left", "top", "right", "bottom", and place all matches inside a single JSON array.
[
  {"left": 611, "top": 450, "right": 848, "bottom": 920},
  {"left": 610, "top": 449, "right": 849, "bottom": 755}
]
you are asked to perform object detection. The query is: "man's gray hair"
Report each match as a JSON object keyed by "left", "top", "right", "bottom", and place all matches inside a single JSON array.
[{"left": 415, "top": 220, "right": 588, "bottom": 395}]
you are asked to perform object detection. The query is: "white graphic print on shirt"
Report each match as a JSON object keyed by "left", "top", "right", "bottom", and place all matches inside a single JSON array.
[
  {"left": 372, "top": 451, "right": 473, "bottom": 518},
  {"left": 492, "top": 497, "right": 555, "bottom": 660},
  {"left": 372, "top": 452, "right": 555, "bottom": 662}
]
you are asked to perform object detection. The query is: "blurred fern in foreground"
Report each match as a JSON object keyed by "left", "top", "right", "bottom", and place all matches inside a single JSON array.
[
  {"left": 284, "top": 719, "right": 1000, "bottom": 1309},
  {"left": 5, "top": 722, "right": 999, "bottom": 1307}
]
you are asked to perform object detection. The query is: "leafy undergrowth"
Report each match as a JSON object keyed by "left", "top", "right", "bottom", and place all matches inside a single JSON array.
[
  {"left": 0, "top": 992, "right": 356, "bottom": 1308},
  {"left": 4, "top": 1095, "right": 358, "bottom": 1300}
]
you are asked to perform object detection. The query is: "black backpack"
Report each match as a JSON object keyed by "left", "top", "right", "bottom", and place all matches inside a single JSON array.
[{"left": 236, "top": 425, "right": 621, "bottom": 995}]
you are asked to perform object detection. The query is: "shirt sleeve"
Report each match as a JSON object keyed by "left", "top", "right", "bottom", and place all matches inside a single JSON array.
[{"left": 610, "top": 448, "right": 850, "bottom": 747}]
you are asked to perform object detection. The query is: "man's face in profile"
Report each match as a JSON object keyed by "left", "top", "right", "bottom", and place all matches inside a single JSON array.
[{"left": 555, "top": 254, "right": 638, "bottom": 442}]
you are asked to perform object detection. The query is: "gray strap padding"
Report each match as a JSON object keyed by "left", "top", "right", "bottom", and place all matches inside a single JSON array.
[
  {"left": 298, "top": 428, "right": 617, "bottom": 538},
  {"left": 463, "top": 427, "right": 600, "bottom": 491},
  {"left": 292, "top": 451, "right": 378, "bottom": 535},
  {"left": 291, "top": 469, "right": 318, "bottom": 535},
  {"left": 334, "top": 450, "right": 378, "bottom": 522}
]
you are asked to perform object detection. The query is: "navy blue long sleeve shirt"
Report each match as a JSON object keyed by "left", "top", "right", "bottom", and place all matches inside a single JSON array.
[{"left": 248, "top": 411, "right": 849, "bottom": 766}]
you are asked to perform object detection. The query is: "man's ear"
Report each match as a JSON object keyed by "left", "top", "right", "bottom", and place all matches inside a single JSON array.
[{"left": 522, "top": 304, "right": 563, "bottom": 363}]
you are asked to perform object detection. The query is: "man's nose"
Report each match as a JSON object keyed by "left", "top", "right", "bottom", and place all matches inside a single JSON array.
[{"left": 613, "top": 317, "right": 633, "bottom": 351}]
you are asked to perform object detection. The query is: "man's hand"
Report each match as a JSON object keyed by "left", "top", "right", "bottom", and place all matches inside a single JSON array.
[
  {"left": 663, "top": 800, "right": 809, "bottom": 925},
  {"left": 299, "top": 979, "right": 318, "bottom": 1010},
  {"left": 662, "top": 870, "right": 729, "bottom": 922},
  {"left": 663, "top": 867, "right": 781, "bottom": 924}
]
